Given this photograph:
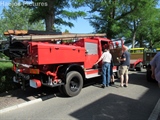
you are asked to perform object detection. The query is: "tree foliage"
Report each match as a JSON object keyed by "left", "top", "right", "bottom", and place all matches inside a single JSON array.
[
  {"left": 72, "top": 0, "right": 146, "bottom": 38},
  {"left": 119, "top": 0, "right": 160, "bottom": 48},
  {"left": 0, "top": 0, "right": 44, "bottom": 39},
  {"left": 0, "top": 0, "right": 160, "bottom": 48},
  {"left": 28, "top": 0, "right": 86, "bottom": 31},
  {"left": 72, "top": 0, "right": 160, "bottom": 48}
]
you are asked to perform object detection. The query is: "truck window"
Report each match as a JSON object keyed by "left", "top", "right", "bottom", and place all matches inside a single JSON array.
[
  {"left": 85, "top": 42, "right": 98, "bottom": 55},
  {"left": 101, "top": 41, "right": 109, "bottom": 52}
]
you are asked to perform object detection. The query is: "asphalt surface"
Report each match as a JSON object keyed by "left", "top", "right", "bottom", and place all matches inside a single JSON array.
[
  {"left": 0, "top": 86, "right": 57, "bottom": 111},
  {"left": 0, "top": 70, "right": 160, "bottom": 120}
]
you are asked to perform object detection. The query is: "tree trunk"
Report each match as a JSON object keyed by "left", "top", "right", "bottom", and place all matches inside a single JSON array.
[
  {"left": 132, "top": 31, "right": 136, "bottom": 48},
  {"left": 45, "top": 15, "right": 54, "bottom": 32},
  {"left": 139, "top": 35, "right": 143, "bottom": 47},
  {"left": 45, "top": 0, "right": 54, "bottom": 32},
  {"left": 106, "top": 0, "right": 116, "bottom": 39},
  {"left": 132, "top": 21, "right": 137, "bottom": 48},
  {"left": 106, "top": 24, "right": 113, "bottom": 39}
]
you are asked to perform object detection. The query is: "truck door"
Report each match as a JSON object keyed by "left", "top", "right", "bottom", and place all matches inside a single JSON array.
[{"left": 84, "top": 41, "right": 99, "bottom": 69}]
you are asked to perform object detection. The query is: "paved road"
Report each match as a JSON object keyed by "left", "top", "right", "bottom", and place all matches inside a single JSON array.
[{"left": 0, "top": 70, "right": 160, "bottom": 120}]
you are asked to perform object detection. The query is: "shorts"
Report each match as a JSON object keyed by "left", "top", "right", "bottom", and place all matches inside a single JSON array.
[{"left": 120, "top": 65, "right": 128, "bottom": 75}]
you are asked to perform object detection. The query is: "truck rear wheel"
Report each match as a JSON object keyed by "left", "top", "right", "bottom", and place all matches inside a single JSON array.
[
  {"left": 136, "top": 62, "right": 142, "bottom": 71},
  {"left": 63, "top": 71, "right": 83, "bottom": 97}
]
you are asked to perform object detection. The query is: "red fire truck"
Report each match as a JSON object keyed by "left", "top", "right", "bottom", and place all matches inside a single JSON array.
[{"left": 4, "top": 30, "right": 122, "bottom": 97}]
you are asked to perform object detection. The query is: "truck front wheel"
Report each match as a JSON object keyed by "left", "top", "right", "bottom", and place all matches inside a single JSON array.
[{"left": 63, "top": 71, "right": 83, "bottom": 97}]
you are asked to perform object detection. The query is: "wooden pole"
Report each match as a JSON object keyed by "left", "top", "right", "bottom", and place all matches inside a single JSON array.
[{"left": 12, "top": 33, "right": 106, "bottom": 41}]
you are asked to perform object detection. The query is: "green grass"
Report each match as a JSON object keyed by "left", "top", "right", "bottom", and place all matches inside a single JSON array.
[{"left": 0, "top": 62, "right": 13, "bottom": 69}]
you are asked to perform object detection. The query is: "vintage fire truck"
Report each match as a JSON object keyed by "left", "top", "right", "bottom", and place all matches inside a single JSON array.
[
  {"left": 129, "top": 48, "right": 144, "bottom": 71},
  {"left": 4, "top": 30, "right": 122, "bottom": 97}
]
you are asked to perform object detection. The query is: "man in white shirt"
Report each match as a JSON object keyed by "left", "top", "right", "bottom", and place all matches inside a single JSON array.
[{"left": 95, "top": 48, "right": 112, "bottom": 88}]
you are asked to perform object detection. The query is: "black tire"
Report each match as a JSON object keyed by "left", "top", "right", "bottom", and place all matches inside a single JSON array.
[
  {"left": 136, "top": 62, "right": 142, "bottom": 71},
  {"left": 63, "top": 71, "right": 83, "bottom": 97}
]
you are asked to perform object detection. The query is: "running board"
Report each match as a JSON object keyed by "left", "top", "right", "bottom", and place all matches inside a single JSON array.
[
  {"left": 85, "top": 68, "right": 117, "bottom": 79},
  {"left": 86, "top": 73, "right": 101, "bottom": 79},
  {"left": 85, "top": 69, "right": 101, "bottom": 79}
]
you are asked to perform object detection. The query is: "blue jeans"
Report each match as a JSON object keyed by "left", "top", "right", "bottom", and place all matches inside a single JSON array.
[{"left": 102, "top": 62, "right": 111, "bottom": 86}]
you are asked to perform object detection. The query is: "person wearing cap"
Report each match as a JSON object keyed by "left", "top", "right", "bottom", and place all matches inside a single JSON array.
[
  {"left": 115, "top": 42, "right": 119, "bottom": 48},
  {"left": 118, "top": 45, "right": 130, "bottom": 87},
  {"left": 94, "top": 48, "right": 112, "bottom": 88}
]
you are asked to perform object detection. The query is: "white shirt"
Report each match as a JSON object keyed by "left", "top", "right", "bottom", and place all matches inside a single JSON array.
[{"left": 100, "top": 51, "right": 112, "bottom": 63}]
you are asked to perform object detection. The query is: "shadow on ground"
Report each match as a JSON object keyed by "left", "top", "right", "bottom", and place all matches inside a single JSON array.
[
  {"left": 70, "top": 93, "right": 154, "bottom": 120},
  {"left": 69, "top": 70, "right": 160, "bottom": 120},
  {"left": 70, "top": 71, "right": 160, "bottom": 120}
]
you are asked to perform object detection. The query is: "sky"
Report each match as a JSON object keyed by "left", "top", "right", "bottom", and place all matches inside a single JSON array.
[
  {"left": 0, "top": 0, "right": 94, "bottom": 33},
  {"left": 60, "top": 18, "right": 94, "bottom": 33}
]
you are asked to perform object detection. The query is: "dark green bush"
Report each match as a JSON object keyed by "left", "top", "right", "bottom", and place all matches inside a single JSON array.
[{"left": 0, "top": 62, "right": 20, "bottom": 93}]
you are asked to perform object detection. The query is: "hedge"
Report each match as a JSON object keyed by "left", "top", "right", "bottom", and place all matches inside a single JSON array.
[{"left": 0, "top": 62, "right": 20, "bottom": 93}]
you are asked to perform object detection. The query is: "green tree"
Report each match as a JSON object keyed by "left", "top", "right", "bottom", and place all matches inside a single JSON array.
[
  {"left": 119, "top": 0, "right": 159, "bottom": 48},
  {"left": 142, "top": 8, "right": 160, "bottom": 48},
  {"left": 64, "top": 29, "right": 70, "bottom": 33},
  {"left": 0, "top": 0, "right": 44, "bottom": 39},
  {"left": 28, "top": 0, "right": 86, "bottom": 31},
  {"left": 72, "top": 0, "right": 159, "bottom": 48},
  {"left": 72, "top": 0, "right": 149, "bottom": 39}
]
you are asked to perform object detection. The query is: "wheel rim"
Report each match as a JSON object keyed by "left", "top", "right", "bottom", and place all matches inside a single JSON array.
[{"left": 70, "top": 77, "right": 80, "bottom": 92}]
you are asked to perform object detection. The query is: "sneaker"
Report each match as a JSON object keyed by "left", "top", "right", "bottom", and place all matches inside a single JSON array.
[
  {"left": 101, "top": 84, "right": 106, "bottom": 88},
  {"left": 120, "top": 84, "right": 123, "bottom": 87},
  {"left": 124, "top": 84, "right": 128, "bottom": 87},
  {"left": 109, "top": 82, "right": 115, "bottom": 86}
]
